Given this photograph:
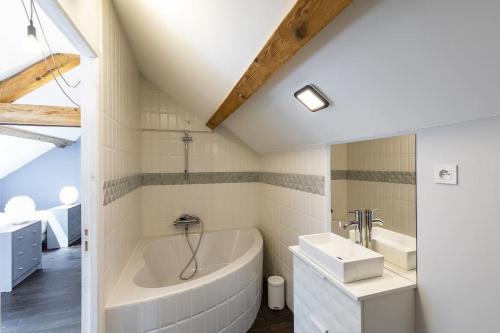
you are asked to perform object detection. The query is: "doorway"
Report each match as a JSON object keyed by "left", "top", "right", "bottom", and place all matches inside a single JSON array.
[{"left": 0, "top": 1, "right": 98, "bottom": 332}]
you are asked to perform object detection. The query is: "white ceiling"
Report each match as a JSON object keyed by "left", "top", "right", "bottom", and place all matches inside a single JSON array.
[
  {"left": 112, "top": 0, "right": 296, "bottom": 121},
  {"left": 114, "top": 0, "right": 500, "bottom": 153},
  {"left": 0, "top": 0, "right": 77, "bottom": 80},
  {"left": 0, "top": 1, "right": 80, "bottom": 179}
]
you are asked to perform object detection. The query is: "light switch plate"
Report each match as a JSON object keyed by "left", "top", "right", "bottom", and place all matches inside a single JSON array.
[{"left": 434, "top": 164, "right": 458, "bottom": 184}]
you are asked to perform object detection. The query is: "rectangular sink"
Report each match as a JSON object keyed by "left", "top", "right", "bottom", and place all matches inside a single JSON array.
[
  {"left": 349, "top": 228, "right": 416, "bottom": 270},
  {"left": 299, "top": 233, "right": 384, "bottom": 283}
]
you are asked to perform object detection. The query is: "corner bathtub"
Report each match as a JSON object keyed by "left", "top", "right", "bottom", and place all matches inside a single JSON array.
[{"left": 106, "top": 228, "right": 263, "bottom": 333}]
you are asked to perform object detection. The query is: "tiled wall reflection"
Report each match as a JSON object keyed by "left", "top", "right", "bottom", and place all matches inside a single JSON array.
[{"left": 331, "top": 135, "right": 416, "bottom": 238}]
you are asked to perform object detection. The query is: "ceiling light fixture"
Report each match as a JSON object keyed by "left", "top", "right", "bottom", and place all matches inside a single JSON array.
[
  {"left": 294, "top": 84, "right": 330, "bottom": 112},
  {"left": 27, "top": 19, "right": 37, "bottom": 40},
  {"left": 22, "top": 0, "right": 39, "bottom": 50},
  {"left": 26, "top": 19, "right": 39, "bottom": 50}
]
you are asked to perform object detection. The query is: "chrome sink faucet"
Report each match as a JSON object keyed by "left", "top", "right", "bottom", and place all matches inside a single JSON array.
[
  {"left": 339, "top": 209, "right": 384, "bottom": 249},
  {"left": 365, "top": 209, "right": 384, "bottom": 250},
  {"left": 339, "top": 210, "right": 365, "bottom": 246}
]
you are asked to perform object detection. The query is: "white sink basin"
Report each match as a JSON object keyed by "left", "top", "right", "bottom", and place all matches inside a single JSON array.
[
  {"left": 349, "top": 228, "right": 416, "bottom": 270},
  {"left": 299, "top": 233, "right": 384, "bottom": 283}
]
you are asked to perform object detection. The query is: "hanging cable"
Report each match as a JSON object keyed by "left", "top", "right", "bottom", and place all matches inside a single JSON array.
[
  {"left": 19, "top": 0, "right": 81, "bottom": 107},
  {"left": 32, "top": 2, "right": 81, "bottom": 89},
  {"left": 20, "top": 0, "right": 30, "bottom": 23}
]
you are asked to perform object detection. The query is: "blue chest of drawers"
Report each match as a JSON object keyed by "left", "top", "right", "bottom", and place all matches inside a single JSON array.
[
  {"left": 0, "top": 221, "right": 42, "bottom": 292},
  {"left": 47, "top": 204, "right": 81, "bottom": 249}
]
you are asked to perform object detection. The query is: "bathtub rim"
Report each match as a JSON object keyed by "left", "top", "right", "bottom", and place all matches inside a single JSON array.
[{"left": 106, "top": 227, "right": 263, "bottom": 309}]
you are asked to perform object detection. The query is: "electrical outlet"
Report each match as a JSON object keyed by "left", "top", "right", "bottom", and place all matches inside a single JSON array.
[{"left": 433, "top": 164, "right": 458, "bottom": 185}]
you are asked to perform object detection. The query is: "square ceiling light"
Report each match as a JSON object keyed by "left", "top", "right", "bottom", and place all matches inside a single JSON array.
[{"left": 294, "top": 84, "right": 330, "bottom": 112}]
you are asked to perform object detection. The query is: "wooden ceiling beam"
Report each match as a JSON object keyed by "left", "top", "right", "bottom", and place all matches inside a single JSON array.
[
  {"left": 0, "top": 53, "right": 80, "bottom": 103},
  {"left": 0, "top": 103, "right": 80, "bottom": 127},
  {"left": 0, "top": 126, "right": 74, "bottom": 148},
  {"left": 206, "top": 0, "right": 352, "bottom": 129}
]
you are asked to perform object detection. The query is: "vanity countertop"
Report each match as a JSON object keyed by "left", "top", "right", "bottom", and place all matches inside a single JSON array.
[
  {"left": 289, "top": 245, "right": 416, "bottom": 302},
  {"left": 0, "top": 220, "right": 41, "bottom": 234}
]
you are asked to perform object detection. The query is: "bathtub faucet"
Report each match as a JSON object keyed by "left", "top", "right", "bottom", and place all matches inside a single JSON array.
[{"left": 174, "top": 214, "right": 200, "bottom": 231}]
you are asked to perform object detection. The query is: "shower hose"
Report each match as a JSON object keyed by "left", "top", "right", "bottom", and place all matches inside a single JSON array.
[{"left": 179, "top": 219, "right": 204, "bottom": 280}]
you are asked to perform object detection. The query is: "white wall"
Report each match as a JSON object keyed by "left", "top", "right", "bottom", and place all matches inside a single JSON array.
[
  {"left": 55, "top": 0, "right": 101, "bottom": 54},
  {"left": 416, "top": 117, "right": 500, "bottom": 332},
  {"left": 225, "top": 0, "right": 500, "bottom": 152},
  {"left": 259, "top": 145, "right": 329, "bottom": 311}
]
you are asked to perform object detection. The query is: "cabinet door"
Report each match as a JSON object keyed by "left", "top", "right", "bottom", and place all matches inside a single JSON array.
[{"left": 294, "top": 256, "right": 362, "bottom": 333}]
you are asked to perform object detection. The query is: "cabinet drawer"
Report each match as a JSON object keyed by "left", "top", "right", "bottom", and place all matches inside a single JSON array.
[
  {"left": 13, "top": 222, "right": 41, "bottom": 240},
  {"left": 294, "top": 256, "right": 362, "bottom": 333},
  {"left": 12, "top": 252, "right": 40, "bottom": 280},
  {"left": 13, "top": 244, "right": 39, "bottom": 266},
  {"left": 11, "top": 222, "right": 42, "bottom": 280},
  {"left": 12, "top": 223, "right": 41, "bottom": 250},
  {"left": 294, "top": 296, "right": 323, "bottom": 333}
]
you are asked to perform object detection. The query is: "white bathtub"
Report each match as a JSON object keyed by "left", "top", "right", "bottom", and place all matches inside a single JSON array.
[{"left": 106, "top": 228, "right": 263, "bottom": 333}]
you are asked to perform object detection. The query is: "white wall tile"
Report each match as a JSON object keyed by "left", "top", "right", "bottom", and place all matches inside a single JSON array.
[
  {"left": 101, "top": 0, "right": 142, "bottom": 304},
  {"left": 258, "top": 145, "right": 329, "bottom": 312}
]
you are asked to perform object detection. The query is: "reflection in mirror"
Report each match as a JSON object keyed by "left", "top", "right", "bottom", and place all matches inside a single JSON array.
[{"left": 330, "top": 135, "right": 416, "bottom": 281}]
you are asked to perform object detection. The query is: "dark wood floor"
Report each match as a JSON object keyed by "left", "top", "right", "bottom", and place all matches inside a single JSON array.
[
  {"left": 249, "top": 283, "right": 294, "bottom": 333},
  {"left": 1, "top": 241, "right": 81, "bottom": 333}
]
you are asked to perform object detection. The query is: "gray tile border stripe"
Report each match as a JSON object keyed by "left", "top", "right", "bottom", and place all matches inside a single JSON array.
[
  {"left": 103, "top": 171, "right": 325, "bottom": 205},
  {"left": 331, "top": 170, "right": 416, "bottom": 185},
  {"left": 142, "top": 172, "right": 260, "bottom": 185},
  {"left": 259, "top": 172, "right": 325, "bottom": 196},
  {"left": 103, "top": 174, "right": 142, "bottom": 205}
]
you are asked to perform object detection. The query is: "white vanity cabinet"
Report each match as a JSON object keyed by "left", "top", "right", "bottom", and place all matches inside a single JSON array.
[{"left": 291, "top": 247, "right": 416, "bottom": 333}]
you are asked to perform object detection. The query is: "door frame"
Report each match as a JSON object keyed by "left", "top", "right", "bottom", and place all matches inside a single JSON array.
[{"left": 34, "top": 1, "right": 100, "bottom": 332}]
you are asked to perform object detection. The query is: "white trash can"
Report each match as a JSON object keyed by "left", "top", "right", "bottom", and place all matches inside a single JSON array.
[{"left": 267, "top": 275, "right": 285, "bottom": 310}]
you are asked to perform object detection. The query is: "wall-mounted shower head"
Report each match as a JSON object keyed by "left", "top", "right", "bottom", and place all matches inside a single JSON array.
[{"left": 181, "top": 132, "right": 193, "bottom": 180}]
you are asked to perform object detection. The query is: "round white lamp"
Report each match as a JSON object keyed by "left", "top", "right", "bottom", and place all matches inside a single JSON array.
[
  {"left": 4, "top": 196, "right": 36, "bottom": 224},
  {"left": 59, "top": 186, "right": 79, "bottom": 206}
]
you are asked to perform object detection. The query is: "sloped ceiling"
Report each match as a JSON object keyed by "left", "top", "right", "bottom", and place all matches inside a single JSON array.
[
  {"left": 0, "top": 1, "right": 77, "bottom": 80},
  {"left": 0, "top": 1, "right": 80, "bottom": 179},
  {"left": 114, "top": 0, "right": 500, "bottom": 153},
  {"left": 112, "top": 0, "right": 295, "bottom": 124},
  {"left": 0, "top": 126, "right": 81, "bottom": 180}
]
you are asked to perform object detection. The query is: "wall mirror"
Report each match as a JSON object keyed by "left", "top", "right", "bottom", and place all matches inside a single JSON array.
[{"left": 330, "top": 135, "right": 416, "bottom": 281}]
